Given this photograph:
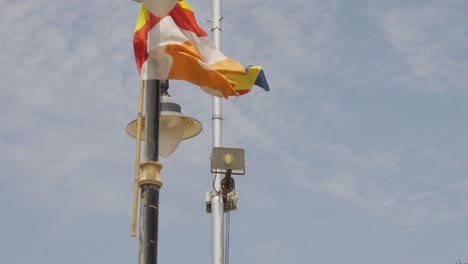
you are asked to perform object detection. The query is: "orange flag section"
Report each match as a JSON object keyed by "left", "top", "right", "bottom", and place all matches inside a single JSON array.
[{"left": 165, "top": 41, "right": 239, "bottom": 98}]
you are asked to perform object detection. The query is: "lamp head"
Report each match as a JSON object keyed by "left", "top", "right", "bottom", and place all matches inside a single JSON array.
[
  {"left": 210, "top": 147, "right": 245, "bottom": 175},
  {"left": 126, "top": 94, "right": 202, "bottom": 158}
]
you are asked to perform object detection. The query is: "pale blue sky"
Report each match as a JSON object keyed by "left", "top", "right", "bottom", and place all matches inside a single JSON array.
[{"left": 1, "top": 0, "right": 467, "bottom": 263}]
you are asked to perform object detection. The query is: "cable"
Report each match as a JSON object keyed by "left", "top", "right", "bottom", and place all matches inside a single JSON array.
[
  {"left": 212, "top": 173, "right": 220, "bottom": 193},
  {"left": 224, "top": 210, "right": 231, "bottom": 264}
]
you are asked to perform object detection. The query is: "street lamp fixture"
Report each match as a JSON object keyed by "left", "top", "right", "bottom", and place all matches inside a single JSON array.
[
  {"left": 126, "top": 80, "right": 203, "bottom": 262},
  {"left": 126, "top": 92, "right": 202, "bottom": 157}
]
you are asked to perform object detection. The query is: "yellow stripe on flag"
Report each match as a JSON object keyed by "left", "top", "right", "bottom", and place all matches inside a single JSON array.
[
  {"left": 135, "top": 4, "right": 149, "bottom": 32},
  {"left": 223, "top": 66, "right": 262, "bottom": 92},
  {"left": 178, "top": 0, "right": 192, "bottom": 11}
]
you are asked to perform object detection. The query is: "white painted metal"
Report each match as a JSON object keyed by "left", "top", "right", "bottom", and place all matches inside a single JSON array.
[{"left": 211, "top": 0, "right": 224, "bottom": 264}]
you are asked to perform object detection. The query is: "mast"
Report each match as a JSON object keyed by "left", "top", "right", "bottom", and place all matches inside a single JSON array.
[{"left": 210, "top": 0, "right": 224, "bottom": 263}]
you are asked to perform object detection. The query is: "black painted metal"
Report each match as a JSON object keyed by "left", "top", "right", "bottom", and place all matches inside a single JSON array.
[
  {"left": 144, "top": 80, "right": 160, "bottom": 161},
  {"left": 138, "top": 79, "right": 161, "bottom": 264},
  {"left": 138, "top": 184, "right": 160, "bottom": 264}
]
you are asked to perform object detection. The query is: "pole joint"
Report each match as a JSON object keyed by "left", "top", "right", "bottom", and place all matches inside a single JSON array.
[
  {"left": 139, "top": 161, "right": 163, "bottom": 188},
  {"left": 211, "top": 26, "right": 222, "bottom": 32},
  {"left": 212, "top": 114, "right": 223, "bottom": 121},
  {"left": 210, "top": 16, "right": 223, "bottom": 32}
]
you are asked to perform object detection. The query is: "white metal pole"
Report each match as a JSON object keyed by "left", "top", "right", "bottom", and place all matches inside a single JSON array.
[{"left": 211, "top": 0, "right": 224, "bottom": 264}]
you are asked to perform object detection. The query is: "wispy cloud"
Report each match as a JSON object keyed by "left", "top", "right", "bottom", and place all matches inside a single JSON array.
[
  {"left": 371, "top": 1, "right": 468, "bottom": 91},
  {"left": 286, "top": 141, "right": 468, "bottom": 226}
]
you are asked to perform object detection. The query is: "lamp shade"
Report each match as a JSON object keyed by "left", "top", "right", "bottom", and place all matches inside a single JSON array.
[
  {"left": 158, "top": 115, "right": 184, "bottom": 157},
  {"left": 126, "top": 94, "right": 202, "bottom": 158}
]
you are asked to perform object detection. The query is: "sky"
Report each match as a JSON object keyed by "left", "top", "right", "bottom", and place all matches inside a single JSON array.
[{"left": 1, "top": 0, "right": 467, "bottom": 263}]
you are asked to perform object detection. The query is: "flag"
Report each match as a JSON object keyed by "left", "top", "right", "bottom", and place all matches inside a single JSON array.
[
  {"left": 139, "top": 0, "right": 177, "bottom": 17},
  {"left": 223, "top": 66, "right": 270, "bottom": 95},
  {"left": 134, "top": 1, "right": 248, "bottom": 98}
]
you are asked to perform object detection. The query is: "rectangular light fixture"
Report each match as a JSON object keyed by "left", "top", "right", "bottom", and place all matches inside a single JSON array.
[{"left": 210, "top": 147, "right": 245, "bottom": 175}]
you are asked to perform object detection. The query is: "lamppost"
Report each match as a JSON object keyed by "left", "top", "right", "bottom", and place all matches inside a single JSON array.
[{"left": 126, "top": 80, "right": 202, "bottom": 264}]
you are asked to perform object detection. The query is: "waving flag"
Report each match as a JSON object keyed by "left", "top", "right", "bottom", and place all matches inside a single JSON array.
[
  {"left": 134, "top": 1, "right": 249, "bottom": 98},
  {"left": 223, "top": 66, "right": 270, "bottom": 95}
]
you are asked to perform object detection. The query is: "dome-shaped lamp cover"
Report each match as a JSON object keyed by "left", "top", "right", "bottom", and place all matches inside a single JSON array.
[{"left": 158, "top": 115, "right": 184, "bottom": 158}]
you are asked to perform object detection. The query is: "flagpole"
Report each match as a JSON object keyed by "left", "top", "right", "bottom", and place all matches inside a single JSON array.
[{"left": 211, "top": 0, "right": 225, "bottom": 264}]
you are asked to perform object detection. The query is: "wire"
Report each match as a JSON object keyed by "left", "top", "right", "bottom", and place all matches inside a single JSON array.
[
  {"left": 212, "top": 173, "right": 220, "bottom": 193},
  {"left": 225, "top": 210, "right": 231, "bottom": 264}
]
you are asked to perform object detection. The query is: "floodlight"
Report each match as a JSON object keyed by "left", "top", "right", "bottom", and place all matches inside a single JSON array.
[{"left": 210, "top": 147, "right": 245, "bottom": 175}]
